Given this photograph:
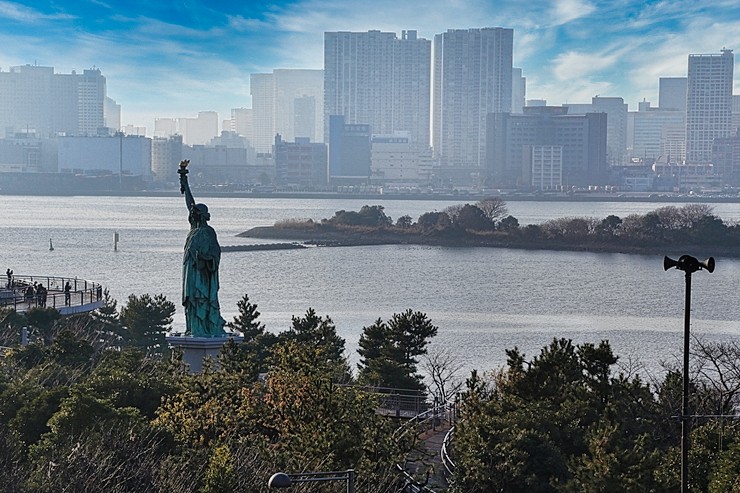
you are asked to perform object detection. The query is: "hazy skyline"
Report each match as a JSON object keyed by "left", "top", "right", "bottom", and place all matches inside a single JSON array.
[{"left": 3, "top": 0, "right": 740, "bottom": 132}]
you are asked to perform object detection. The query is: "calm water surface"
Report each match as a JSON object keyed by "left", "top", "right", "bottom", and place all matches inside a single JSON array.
[{"left": 3, "top": 195, "right": 740, "bottom": 377}]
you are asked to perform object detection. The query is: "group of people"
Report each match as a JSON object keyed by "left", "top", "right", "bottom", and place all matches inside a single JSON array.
[
  {"left": 24, "top": 282, "right": 49, "bottom": 307},
  {"left": 4, "top": 269, "right": 82, "bottom": 308}
]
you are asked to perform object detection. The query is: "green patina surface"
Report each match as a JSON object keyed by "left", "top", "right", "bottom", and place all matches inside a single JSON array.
[{"left": 179, "top": 162, "right": 226, "bottom": 337}]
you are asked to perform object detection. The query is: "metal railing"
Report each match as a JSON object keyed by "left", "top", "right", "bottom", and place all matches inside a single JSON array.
[
  {"left": 339, "top": 384, "right": 429, "bottom": 418},
  {"left": 1, "top": 275, "right": 104, "bottom": 312},
  {"left": 440, "top": 426, "right": 456, "bottom": 477},
  {"left": 394, "top": 398, "right": 457, "bottom": 493}
]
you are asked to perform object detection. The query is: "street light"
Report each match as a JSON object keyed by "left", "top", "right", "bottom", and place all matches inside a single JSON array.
[
  {"left": 268, "top": 469, "right": 355, "bottom": 493},
  {"left": 664, "top": 254, "right": 715, "bottom": 493}
]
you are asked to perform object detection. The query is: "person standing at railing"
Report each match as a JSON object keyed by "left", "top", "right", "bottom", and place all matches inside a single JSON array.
[
  {"left": 5, "top": 269, "right": 11, "bottom": 288},
  {"left": 64, "top": 281, "right": 71, "bottom": 306}
]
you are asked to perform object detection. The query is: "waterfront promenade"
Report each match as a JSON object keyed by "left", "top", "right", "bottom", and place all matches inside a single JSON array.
[{"left": 1, "top": 275, "right": 104, "bottom": 315}]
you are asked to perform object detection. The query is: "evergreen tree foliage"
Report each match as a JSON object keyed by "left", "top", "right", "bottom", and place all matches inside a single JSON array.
[
  {"left": 226, "top": 293, "right": 265, "bottom": 339},
  {"left": 119, "top": 293, "right": 175, "bottom": 355},
  {"left": 357, "top": 309, "right": 438, "bottom": 391},
  {"left": 451, "top": 339, "right": 669, "bottom": 492}
]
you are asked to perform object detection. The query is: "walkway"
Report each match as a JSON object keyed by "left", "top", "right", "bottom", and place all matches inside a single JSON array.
[
  {"left": 1, "top": 275, "right": 105, "bottom": 315},
  {"left": 406, "top": 422, "right": 452, "bottom": 491},
  {"left": 395, "top": 401, "right": 457, "bottom": 492}
]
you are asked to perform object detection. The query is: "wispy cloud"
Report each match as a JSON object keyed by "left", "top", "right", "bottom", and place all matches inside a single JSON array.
[
  {"left": 0, "top": 1, "right": 74, "bottom": 22},
  {"left": 549, "top": 0, "right": 596, "bottom": 26},
  {"left": 551, "top": 48, "right": 623, "bottom": 82}
]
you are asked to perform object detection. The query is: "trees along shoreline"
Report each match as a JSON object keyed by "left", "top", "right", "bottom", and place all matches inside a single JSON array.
[{"left": 240, "top": 201, "right": 740, "bottom": 258}]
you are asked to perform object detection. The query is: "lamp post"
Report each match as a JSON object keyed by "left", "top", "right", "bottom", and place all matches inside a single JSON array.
[
  {"left": 268, "top": 469, "right": 355, "bottom": 493},
  {"left": 664, "top": 254, "right": 715, "bottom": 493}
]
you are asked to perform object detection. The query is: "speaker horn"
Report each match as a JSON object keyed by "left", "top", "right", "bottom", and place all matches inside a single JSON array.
[
  {"left": 664, "top": 255, "right": 715, "bottom": 273},
  {"left": 664, "top": 256, "right": 679, "bottom": 271}
]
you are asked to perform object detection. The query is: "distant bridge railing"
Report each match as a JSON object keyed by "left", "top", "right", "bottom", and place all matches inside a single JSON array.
[
  {"left": 339, "top": 385, "right": 429, "bottom": 418},
  {"left": 1, "top": 275, "right": 104, "bottom": 313}
]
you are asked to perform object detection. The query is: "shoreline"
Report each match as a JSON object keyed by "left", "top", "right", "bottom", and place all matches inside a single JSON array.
[{"left": 239, "top": 225, "right": 734, "bottom": 259}]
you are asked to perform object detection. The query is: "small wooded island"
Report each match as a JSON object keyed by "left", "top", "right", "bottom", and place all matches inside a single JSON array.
[{"left": 240, "top": 198, "right": 740, "bottom": 258}]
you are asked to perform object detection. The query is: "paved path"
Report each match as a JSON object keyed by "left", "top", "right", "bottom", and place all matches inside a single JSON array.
[{"left": 404, "top": 422, "right": 451, "bottom": 491}]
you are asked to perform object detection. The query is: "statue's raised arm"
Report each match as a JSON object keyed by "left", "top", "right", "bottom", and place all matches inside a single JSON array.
[{"left": 178, "top": 160, "right": 195, "bottom": 211}]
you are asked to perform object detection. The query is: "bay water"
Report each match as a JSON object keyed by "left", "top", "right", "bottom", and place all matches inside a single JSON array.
[{"left": 4, "top": 195, "right": 740, "bottom": 378}]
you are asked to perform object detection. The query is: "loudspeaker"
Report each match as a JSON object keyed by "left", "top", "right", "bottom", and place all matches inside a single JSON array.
[
  {"left": 664, "top": 255, "right": 715, "bottom": 273},
  {"left": 664, "top": 256, "right": 679, "bottom": 271}
]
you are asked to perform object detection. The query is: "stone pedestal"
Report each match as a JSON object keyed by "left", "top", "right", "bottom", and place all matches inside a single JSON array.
[{"left": 166, "top": 334, "right": 243, "bottom": 373}]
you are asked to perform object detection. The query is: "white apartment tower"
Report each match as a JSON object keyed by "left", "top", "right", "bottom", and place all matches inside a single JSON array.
[
  {"left": 250, "top": 73, "right": 275, "bottom": 153},
  {"left": 324, "top": 30, "right": 431, "bottom": 147},
  {"left": 432, "top": 28, "right": 514, "bottom": 169},
  {"left": 0, "top": 65, "right": 106, "bottom": 138},
  {"left": 686, "top": 49, "right": 734, "bottom": 164},
  {"left": 250, "top": 69, "right": 324, "bottom": 153}
]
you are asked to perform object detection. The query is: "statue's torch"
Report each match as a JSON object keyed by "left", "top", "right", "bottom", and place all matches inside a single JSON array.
[{"left": 178, "top": 160, "right": 190, "bottom": 194}]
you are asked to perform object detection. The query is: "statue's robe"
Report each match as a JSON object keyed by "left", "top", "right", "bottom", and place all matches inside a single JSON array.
[{"left": 182, "top": 222, "right": 226, "bottom": 337}]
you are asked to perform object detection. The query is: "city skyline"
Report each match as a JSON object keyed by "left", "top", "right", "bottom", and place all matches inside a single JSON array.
[{"left": 2, "top": 0, "right": 740, "bottom": 132}]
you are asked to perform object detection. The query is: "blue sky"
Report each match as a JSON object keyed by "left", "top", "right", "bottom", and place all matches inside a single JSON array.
[{"left": 2, "top": 0, "right": 740, "bottom": 132}]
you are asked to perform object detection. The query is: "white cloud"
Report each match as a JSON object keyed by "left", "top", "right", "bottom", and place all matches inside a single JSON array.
[
  {"left": 0, "top": 1, "right": 73, "bottom": 21},
  {"left": 549, "top": 0, "right": 596, "bottom": 26},
  {"left": 551, "top": 49, "right": 622, "bottom": 82}
]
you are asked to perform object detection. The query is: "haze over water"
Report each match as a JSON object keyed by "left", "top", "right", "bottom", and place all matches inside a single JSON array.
[{"left": 5, "top": 195, "right": 740, "bottom": 378}]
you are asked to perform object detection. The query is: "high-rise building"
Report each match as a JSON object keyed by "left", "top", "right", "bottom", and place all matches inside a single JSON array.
[
  {"left": 629, "top": 102, "right": 685, "bottom": 163},
  {"left": 565, "top": 97, "right": 628, "bottom": 166},
  {"left": 104, "top": 97, "right": 121, "bottom": 133},
  {"left": 732, "top": 95, "right": 740, "bottom": 135},
  {"left": 486, "top": 107, "right": 607, "bottom": 188},
  {"left": 512, "top": 68, "right": 526, "bottom": 114},
  {"left": 177, "top": 111, "right": 219, "bottom": 146},
  {"left": 250, "top": 73, "right": 275, "bottom": 153},
  {"left": 591, "top": 96, "right": 628, "bottom": 166},
  {"left": 0, "top": 65, "right": 107, "bottom": 138},
  {"left": 230, "top": 108, "right": 253, "bottom": 140},
  {"left": 432, "top": 27, "right": 513, "bottom": 171},
  {"left": 658, "top": 77, "right": 687, "bottom": 111},
  {"left": 151, "top": 135, "right": 183, "bottom": 182},
  {"left": 328, "top": 115, "right": 371, "bottom": 183},
  {"left": 154, "top": 118, "right": 177, "bottom": 138},
  {"left": 713, "top": 131, "right": 740, "bottom": 186},
  {"left": 250, "top": 69, "right": 324, "bottom": 153},
  {"left": 686, "top": 49, "right": 734, "bottom": 164},
  {"left": 324, "top": 30, "right": 431, "bottom": 147}
]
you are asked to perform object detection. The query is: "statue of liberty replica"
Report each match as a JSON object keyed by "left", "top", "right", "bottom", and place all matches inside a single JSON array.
[{"left": 178, "top": 160, "right": 227, "bottom": 337}]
